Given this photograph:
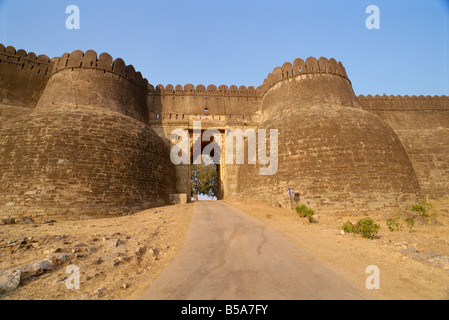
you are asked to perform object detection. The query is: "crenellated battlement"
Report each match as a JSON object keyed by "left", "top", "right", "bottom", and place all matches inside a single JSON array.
[
  {"left": 0, "top": 44, "right": 56, "bottom": 109},
  {"left": 147, "top": 82, "right": 260, "bottom": 120},
  {"left": 357, "top": 94, "right": 449, "bottom": 132},
  {"left": 359, "top": 94, "right": 448, "bottom": 99},
  {"left": 358, "top": 94, "right": 449, "bottom": 110},
  {"left": 256, "top": 56, "right": 349, "bottom": 97},
  {"left": 50, "top": 49, "right": 148, "bottom": 90},
  {"left": 1, "top": 42, "right": 449, "bottom": 218},
  {"left": 3, "top": 43, "right": 447, "bottom": 127},
  {"left": 0, "top": 44, "right": 55, "bottom": 76},
  {"left": 255, "top": 56, "right": 358, "bottom": 118},
  {"left": 147, "top": 83, "right": 257, "bottom": 98},
  {"left": 148, "top": 57, "right": 349, "bottom": 101},
  {"left": 30, "top": 48, "right": 149, "bottom": 123}
]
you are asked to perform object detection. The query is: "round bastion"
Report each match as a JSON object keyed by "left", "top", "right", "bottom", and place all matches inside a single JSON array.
[
  {"left": 236, "top": 57, "right": 421, "bottom": 212},
  {"left": 0, "top": 48, "right": 176, "bottom": 218}
]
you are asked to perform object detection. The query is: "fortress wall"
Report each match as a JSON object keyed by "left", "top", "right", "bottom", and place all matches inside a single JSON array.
[
  {"left": 147, "top": 57, "right": 356, "bottom": 124},
  {"left": 233, "top": 58, "right": 422, "bottom": 212},
  {"left": 394, "top": 129, "right": 449, "bottom": 199},
  {"left": 0, "top": 44, "right": 54, "bottom": 111},
  {"left": 358, "top": 95, "right": 449, "bottom": 130},
  {"left": 0, "top": 105, "right": 176, "bottom": 218},
  {"left": 258, "top": 57, "right": 359, "bottom": 120},
  {"left": 36, "top": 50, "right": 149, "bottom": 123},
  {"left": 257, "top": 57, "right": 350, "bottom": 96},
  {"left": 147, "top": 83, "right": 259, "bottom": 123},
  {"left": 1, "top": 42, "right": 446, "bottom": 216},
  {"left": 0, "top": 46, "right": 177, "bottom": 218},
  {"left": 358, "top": 95, "right": 449, "bottom": 200},
  {"left": 0, "top": 105, "right": 32, "bottom": 129},
  {"left": 236, "top": 107, "right": 421, "bottom": 213}
]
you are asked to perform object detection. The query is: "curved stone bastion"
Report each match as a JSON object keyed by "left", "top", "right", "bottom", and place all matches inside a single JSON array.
[{"left": 0, "top": 46, "right": 175, "bottom": 217}]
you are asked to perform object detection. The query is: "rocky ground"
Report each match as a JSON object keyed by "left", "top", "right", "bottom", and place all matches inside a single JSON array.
[
  {"left": 0, "top": 203, "right": 194, "bottom": 300},
  {"left": 1, "top": 198, "right": 448, "bottom": 300}
]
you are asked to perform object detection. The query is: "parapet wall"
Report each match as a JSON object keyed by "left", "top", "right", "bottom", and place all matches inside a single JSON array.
[
  {"left": 235, "top": 106, "right": 421, "bottom": 213},
  {"left": 148, "top": 57, "right": 353, "bottom": 125},
  {"left": 36, "top": 49, "right": 149, "bottom": 123},
  {"left": 358, "top": 94, "right": 449, "bottom": 130},
  {"left": 394, "top": 129, "right": 449, "bottom": 199},
  {"left": 257, "top": 56, "right": 349, "bottom": 97},
  {"left": 148, "top": 83, "right": 257, "bottom": 97},
  {"left": 258, "top": 57, "right": 359, "bottom": 120},
  {"left": 50, "top": 49, "right": 148, "bottom": 89},
  {"left": 0, "top": 44, "right": 176, "bottom": 218},
  {"left": 147, "top": 83, "right": 259, "bottom": 124},
  {"left": 358, "top": 94, "right": 449, "bottom": 200},
  {"left": 1, "top": 42, "right": 448, "bottom": 217},
  {"left": 0, "top": 105, "right": 176, "bottom": 217},
  {"left": 0, "top": 44, "right": 54, "bottom": 108}
]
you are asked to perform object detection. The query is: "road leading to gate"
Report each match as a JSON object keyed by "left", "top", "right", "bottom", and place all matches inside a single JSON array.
[{"left": 139, "top": 201, "right": 368, "bottom": 300}]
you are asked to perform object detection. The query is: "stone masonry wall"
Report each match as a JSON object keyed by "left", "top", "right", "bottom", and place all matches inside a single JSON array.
[
  {"left": 0, "top": 105, "right": 176, "bottom": 218},
  {"left": 359, "top": 95, "right": 449, "bottom": 200},
  {"left": 0, "top": 46, "right": 176, "bottom": 218},
  {"left": 358, "top": 95, "right": 449, "bottom": 130},
  {"left": 37, "top": 49, "right": 149, "bottom": 123},
  {"left": 0, "top": 45, "right": 55, "bottom": 127},
  {"left": 236, "top": 106, "right": 421, "bottom": 213},
  {"left": 0, "top": 44, "right": 54, "bottom": 109},
  {"left": 1, "top": 43, "right": 448, "bottom": 217}
]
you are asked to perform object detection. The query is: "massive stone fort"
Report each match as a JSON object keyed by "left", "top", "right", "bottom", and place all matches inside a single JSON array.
[{"left": 1, "top": 44, "right": 448, "bottom": 217}]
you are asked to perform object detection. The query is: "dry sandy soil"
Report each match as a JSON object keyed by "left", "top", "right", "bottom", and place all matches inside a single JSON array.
[
  {"left": 0, "top": 203, "right": 194, "bottom": 300},
  {"left": 1, "top": 199, "right": 448, "bottom": 300},
  {"left": 229, "top": 199, "right": 449, "bottom": 300}
]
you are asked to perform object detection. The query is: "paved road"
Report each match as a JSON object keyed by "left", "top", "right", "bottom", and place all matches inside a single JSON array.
[{"left": 139, "top": 201, "right": 368, "bottom": 300}]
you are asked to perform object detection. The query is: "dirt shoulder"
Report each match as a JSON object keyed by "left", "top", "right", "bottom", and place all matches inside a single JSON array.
[
  {"left": 0, "top": 203, "right": 194, "bottom": 300},
  {"left": 228, "top": 200, "right": 449, "bottom": 300}
]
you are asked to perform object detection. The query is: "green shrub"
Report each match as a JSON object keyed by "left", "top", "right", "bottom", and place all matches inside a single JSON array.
[
  {"left": 341, "top": 218, "right": 380, "bottom": 239},
  {"left": 412, "top": 200, "right": 438, "bottom": 225},
  {"left": 386, "top": 216, "right": 415, "bottom": 231},
  {"left": 412, "top": 200, "right": 438, "bottom": 218},
  {"left": 295, "top": 204, "right": 315, "bottom": 223},
  {"left": 295, "top": 204, "right": 308, "bottom": 217},
  {"left": 354, "top": 218, "right": 380, "bottom": 239},
  {"left": 412, "top": 203, "right": 427, "bottom": 217},
  {"left": 387, "top": 217, "right": 402, "bottom": 232},
  {"left": 342, "top": 221, "right": 354, "bottom": 233},
  {"left": 404, "top": 217, "right": 415, "bottom": 230}
]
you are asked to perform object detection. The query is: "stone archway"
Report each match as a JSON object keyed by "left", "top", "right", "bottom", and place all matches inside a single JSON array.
[{"left": 189, "top": 128, "right": 225, "bottom": 200}]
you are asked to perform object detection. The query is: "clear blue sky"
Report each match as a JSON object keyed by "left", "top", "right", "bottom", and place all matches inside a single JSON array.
[{"left": 1, "top": 0, "right": 448, "bottom": 96}]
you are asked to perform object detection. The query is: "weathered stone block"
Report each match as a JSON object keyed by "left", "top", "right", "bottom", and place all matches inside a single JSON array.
[{"left": 169, "top": 193, "right": 188, "bottom": 204}]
